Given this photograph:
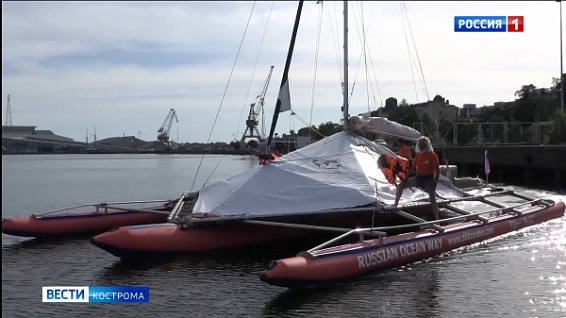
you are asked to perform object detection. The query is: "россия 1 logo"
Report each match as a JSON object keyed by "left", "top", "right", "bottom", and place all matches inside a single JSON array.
[{"left": 454, "top": 16, "right": 524, "bottom": 32}]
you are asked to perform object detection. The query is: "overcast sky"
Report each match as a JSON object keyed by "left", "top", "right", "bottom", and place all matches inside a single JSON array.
[{"left": 2, "top": 1, "right": 564, "bottom": 143}]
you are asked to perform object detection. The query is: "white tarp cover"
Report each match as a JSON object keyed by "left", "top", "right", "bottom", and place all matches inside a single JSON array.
[{"left": 193, "top": 131, "right": 463, "bottom": 217}]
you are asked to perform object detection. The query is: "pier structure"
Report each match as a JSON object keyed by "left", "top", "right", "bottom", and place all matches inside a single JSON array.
[{"left": 440, "top": 145, "right": 566, "bottom": 186}]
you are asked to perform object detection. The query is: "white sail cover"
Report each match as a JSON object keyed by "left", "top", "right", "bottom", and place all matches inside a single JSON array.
[{"left": 193, "top": 131, "right": 463, "bottom": 217}]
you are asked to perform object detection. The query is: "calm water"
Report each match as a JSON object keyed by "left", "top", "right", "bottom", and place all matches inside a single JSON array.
[{"left": 2, "top": 154, "right": 565, "bottom": 318}]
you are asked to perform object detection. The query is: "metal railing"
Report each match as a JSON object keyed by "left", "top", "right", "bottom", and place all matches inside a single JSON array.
[
  {"left": 305, "top": 192, "right": 548, "bottom": 257},
  {"left": 33, "top": 199, "right": 176, "bottom": 218},
  {"left": 413, "top": 121, "right": 557, "bottom": 146}
]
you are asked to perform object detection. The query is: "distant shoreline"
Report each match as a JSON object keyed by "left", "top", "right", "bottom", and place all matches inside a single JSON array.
[{"left": 2, "top": 149, "right": 256, "bottom": 156}]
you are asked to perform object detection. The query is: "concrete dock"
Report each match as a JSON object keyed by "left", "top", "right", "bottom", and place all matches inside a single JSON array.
[{"left": 440, "top": 145, "right": 566, "bottom": 186}]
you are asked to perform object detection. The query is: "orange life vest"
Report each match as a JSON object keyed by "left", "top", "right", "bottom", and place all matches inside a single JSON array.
[
  {"left": 259, "top": 152, "right": 282, "bottom": 165},
  {"left": 377, "top": 153, "right": 410, "bottom": 185},
  {"left": 397, "top": 143, "right": 412, "bottom": 160}
]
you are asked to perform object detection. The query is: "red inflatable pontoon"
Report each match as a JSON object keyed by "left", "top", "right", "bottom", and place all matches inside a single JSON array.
[
  {"left": 2, "top": 201, "right": 173, "bottom": 238},
  {"left": 90, "top": 221, "right": 325, "bottom": 257},
  {"left": 260, "top": 199, "right": 565, "bottom": 288}
]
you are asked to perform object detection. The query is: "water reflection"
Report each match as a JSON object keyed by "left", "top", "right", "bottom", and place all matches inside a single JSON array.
[
  {"left": 94, "top": 243, "right": 301, "bottom": 287},
  {"left": 2, "top": 155, "right": 565, "bottom": 317},
  {"left": 1, "top": 236, "right": 89, "bottom": 253},
  {"left": 264, "top": 267, "right": 442, "bottom": 318},
  {"left": 264, "top": 286, "right": 346, "bottom": 316}
]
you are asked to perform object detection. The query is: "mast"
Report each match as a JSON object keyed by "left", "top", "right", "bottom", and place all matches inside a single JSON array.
[
  {"left": 561, "top": 0, "right": 564, "bottom": 113},
  {"left": 267, "top": 0, "right": 304, "bottom": 150},
  {"left": 342, "top": 1, "right": 349, "bottom": 130}
]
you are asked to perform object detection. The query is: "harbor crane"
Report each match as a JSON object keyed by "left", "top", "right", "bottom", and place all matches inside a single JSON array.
[
  {"left": 241, "top": 66, "right": 274, "bottom": 145},
  {"left": 157, "top": 108, "right": 178, "bottom": 143},
  {"left": 5, "top": 94, "right": 12, "bottom": 126}
]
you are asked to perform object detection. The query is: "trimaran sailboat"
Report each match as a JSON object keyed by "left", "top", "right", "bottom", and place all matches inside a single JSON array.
[{"left": 89, "top": 0, "right": 564, "bottom": 263}]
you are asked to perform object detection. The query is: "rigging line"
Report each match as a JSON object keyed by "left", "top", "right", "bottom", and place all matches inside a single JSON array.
[
  {"left": 292, "top": 113, "right": 316, "bottom": 138},
  {"left": 359, "top": 1, "right": 371, "bottom": 113},
  {"left": 201, "top": 155, "right": 227, "bottom": 188},
  {"left": 367, "top": 45, "right": 383, "bottom": 109},
  {"left": 333, "top": 1, "right": 343, "bottom": 83},
  {"left": 234, "top": 2, "right": 274, "bottom": 141},
  {"left": 367, "top": 21, "right": 382, "bottom": 110},
  {"left": 364, "top": 3, "right": 383, "bottom": 110},
  {"left": 204, "top": 140, "right": 259, "bottom": 187},
  {"left": 328, "top": 1, "right": 343, "bottom": 84},
  {"left": 353, "top": 1, "right": 382, "bottom": 110},
  {"left": 403, "top": 2, "right": 430, "bottom": 101},
  {"left": 190, "top": 1, "right": 257, "bottom": 192},
  {"left": 402, "top": 2, "right": 427, "bottom": 101},
  {"left": 349, "top": 2, "right": 370, "bottom": 111},
  {"left": 400, "top": 2, "right": 419, "bottom": 103},
  {"left": 292, "top": 112, "right": 326, "bottom": 139},
  {"left": 349, "top": 1, "right": 376, "bottom": 111},
  {"left": 401, "top": 3, "right": 422, "bottom": 101},
  {"left": 348, "top": 2, "right": 363, "bottom": 106},
  {"left": 309, "top": 1, "right": 324, "bottom": 142}
]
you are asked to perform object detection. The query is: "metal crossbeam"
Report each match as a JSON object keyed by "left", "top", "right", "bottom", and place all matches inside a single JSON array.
[
  {"left": 392, "top": 210, "right": 445, "bottom": 233},
  {"left": 35, "top": 198, "right": 176, "bottom": 217}
]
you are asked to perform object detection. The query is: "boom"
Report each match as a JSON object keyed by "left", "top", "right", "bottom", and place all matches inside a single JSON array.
[{"left": 349, "top": 115, "right": 421, "bottom": 141}]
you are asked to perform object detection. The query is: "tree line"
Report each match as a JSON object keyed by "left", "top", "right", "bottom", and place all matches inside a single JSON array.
[{"left": 291, "top": 75, "right": 565, "bottom": 144}]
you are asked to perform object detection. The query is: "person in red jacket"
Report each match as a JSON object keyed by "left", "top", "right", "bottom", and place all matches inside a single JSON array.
[{"left": 394, "top": 136, "right": 440, "bottom": 220}]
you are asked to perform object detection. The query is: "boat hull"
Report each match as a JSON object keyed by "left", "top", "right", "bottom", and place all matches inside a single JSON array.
[
  {"left": 2, "top": 207, "right": 171, "bottom": 238},
  {"left": 260, "top": 199, "right": 565, "bottom": 288},
  {"left": 90, "top": 222, "right": 314, "bottom": 257},
  {"left": 90, "top": 206, "right": 435, "bottom": 258}
]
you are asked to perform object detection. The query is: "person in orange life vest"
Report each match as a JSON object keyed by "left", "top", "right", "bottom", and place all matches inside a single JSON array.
[
  {"left": 258, "top": 152, "right": 271, "bottom": 165},
  {"left": 259, "top": 152, "right": 282, "bottom": 165},
  {"left": 394, "top": 136, "right": 440, "bottom": 220},
  {"left": 396, "top": 139, "right": 412, "bottom": 161}
]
